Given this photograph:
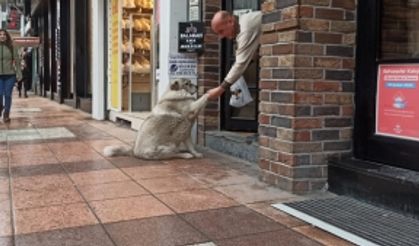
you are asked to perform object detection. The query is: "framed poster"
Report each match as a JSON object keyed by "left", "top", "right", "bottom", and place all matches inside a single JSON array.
[{"left": 376, "top": 64, "right": 419, "bottom": 141}]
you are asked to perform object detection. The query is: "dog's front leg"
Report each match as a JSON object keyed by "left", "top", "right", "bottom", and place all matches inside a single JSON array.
[
  {"left": 188, "top": 94, "right": 209, "bottom": 120},
  {"left": 184, "top": 136, "right": 203, "bottom": 158}
]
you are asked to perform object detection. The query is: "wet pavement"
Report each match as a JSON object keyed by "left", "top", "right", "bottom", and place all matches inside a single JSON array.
[{"left": 0, "top": 93, "right": 354, "bottom": 245}]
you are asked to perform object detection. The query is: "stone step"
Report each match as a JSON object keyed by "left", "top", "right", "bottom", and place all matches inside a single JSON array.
[
  {"left": 205, "top": 131, "right": 259, "bottom": 164},
  {"left": 329, "top": 158, "right": 419, "bottom": 219}
]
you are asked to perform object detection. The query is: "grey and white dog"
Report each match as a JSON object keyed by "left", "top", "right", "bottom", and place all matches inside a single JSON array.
[{"left": 103, "top": 78, "right": 208, "bottom": 160}]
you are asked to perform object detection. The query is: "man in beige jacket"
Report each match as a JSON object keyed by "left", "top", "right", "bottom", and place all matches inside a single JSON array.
[{"left": 207, "top": 10, "right": 262, "bottom": 100}]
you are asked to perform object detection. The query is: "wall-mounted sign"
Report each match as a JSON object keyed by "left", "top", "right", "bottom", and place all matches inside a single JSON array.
[
  {"left": 7, "top": 7, "right": 21, "bottom": 30},
  {"left": 13, "top": 37, "right": 40, "bottom": 47},
  {"left": 168, "top": 53, "right": 197, "bottom": 78},
  {"left": 376, "top": 64, "right": 419, "bottom": 142},
  {"left": 178, "top": 22, "right": 204, "bottom": 53},
  {"left": 188, "top": 0, "right": 201, "bottom": 21}
]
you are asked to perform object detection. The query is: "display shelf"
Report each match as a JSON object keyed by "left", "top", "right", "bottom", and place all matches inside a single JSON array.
[{"left": 120, "top": 5, "right": 153, "bottom": 112}]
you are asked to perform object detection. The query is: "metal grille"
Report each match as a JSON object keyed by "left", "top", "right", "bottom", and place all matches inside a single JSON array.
[{"left": 275, "top": 196, "right": 419, "bottom": 246}]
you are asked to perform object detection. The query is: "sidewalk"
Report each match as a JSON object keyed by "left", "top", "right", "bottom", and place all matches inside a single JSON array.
[{"left": 0, "top": 94, "right": 354, "bottom": 246}]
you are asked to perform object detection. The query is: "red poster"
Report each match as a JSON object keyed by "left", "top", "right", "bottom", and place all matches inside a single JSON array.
[{"left": 376, "top": 64, "right": 419, "bottom": 141}]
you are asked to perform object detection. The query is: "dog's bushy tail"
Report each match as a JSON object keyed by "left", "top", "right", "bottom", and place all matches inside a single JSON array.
[{"left": 103, "top": 145, "right": 133, "bottom": 157}]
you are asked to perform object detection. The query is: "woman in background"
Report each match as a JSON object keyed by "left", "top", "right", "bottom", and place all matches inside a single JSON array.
[{"left": 0, "top": 29, "right": 21, "bottom": 123}]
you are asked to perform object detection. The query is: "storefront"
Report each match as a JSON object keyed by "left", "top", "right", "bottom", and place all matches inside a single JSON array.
[
  {"left": 329, "top": 0, "right": 419, "bottom": 218},
  {"left": 196, "top": 0, "right": 418, "bottom": 217},
  {"left": 30, "top": 0, "right": 93, "bottom": 113},
  {"left": 106, "top": 0, "right": 156, "bottom": 127}
]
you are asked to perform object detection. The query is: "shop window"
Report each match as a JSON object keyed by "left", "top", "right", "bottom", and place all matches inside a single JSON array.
[{"left": 380, "top": 0, "right": 419, "bottom": 59}]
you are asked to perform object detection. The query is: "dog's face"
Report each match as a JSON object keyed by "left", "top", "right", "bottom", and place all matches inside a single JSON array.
[{"left": 170, "top": 78, "right": 197, "bottom": 95}]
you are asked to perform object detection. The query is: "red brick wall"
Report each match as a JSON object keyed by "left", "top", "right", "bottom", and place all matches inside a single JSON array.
[
  {"left": 259, "top": 0, "right": 356, "bottom": 193},
  {"left": 197, "top": 0, "right": 222, "bottom": 145}
]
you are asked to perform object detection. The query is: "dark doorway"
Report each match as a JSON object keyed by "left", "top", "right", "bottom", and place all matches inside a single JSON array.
[
  {"left": 221, "top": 0, "right": 260, "bottom": 132},
  {"left": 355, "top": 0, "right": 419, "bottom": 171}
]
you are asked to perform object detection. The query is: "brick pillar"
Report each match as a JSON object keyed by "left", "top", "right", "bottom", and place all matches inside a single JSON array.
[
  {"left": 259, "top": 0, "right": 357, "bottom": 193},
  {"left": 197, "top": 0, "right": 222, "bottom": 145}
]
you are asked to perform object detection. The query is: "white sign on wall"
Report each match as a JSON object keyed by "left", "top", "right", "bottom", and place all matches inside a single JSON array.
[{"left": 168, "top": 53, "right": 198, "bottom": 78}]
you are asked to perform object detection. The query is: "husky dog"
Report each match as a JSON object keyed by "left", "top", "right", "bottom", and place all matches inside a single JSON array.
[{"left": 103, "top": 78, "right": 208, "bottom": 159}]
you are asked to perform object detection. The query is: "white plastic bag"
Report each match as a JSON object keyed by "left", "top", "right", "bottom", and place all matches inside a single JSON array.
[{"left": 229, "top": 76, "right": 253, "bottom": 107}]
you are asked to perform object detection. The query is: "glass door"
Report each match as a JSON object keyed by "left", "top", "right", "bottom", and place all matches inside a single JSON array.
[
  {"left": 222, "top": 0, "right": 260, "bottom": 131},
  {"left": 355, "top": 0, "right": 419, "bottom": 171}
]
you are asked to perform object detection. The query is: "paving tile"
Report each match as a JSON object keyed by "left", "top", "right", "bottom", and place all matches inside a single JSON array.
[
  {"left": 11, "top": 163, "right": 65, "bottom": 177},
  {"left": 169, "top": 160, "right": 225, "bottom": 174},
  {"left": 122, "top": 165, "right": 183, "bottom": 180},
  {"left": 293, "top": 225, "right": 355, "bottom": 246},
  {"left": 12, "top": 174, "right": 73, "bottom": 190},
  {"left": 0, "top": 158, "right": 7, "bottom": 169},
  {"left": 66, "top": 124, "right": 112, "bottom": 140},
  {"left": 47, "top": 141, "right": 104, "bottom": 162},
  {"left": 181, "top": 206, "right": 285, "bottom": 240},
  {"left": 90, "top": 195, "right": 174, "bottom": 223},
  {"left": 37, "top": 127, "right": 76, "bottom": 140},
  {"left": 137, "top": 174, "right": 207, "bottom": 194},
  {"left": 9, "top": 154, "right": 59, "bottom": 167},
  {"left": 61, "top": 159, "right": 115, "bottom": 173},
  {"left": 0, "top": 211, "right": 12, "bottom": 237},
  {"left": 0, "top": 236, "right": 12, "bottom": 246},
  {"left": 14, "top": 203, "right": 98, "bottom": 234},
  {"left": 109, "top": 156, "right": 160, "bottom": 168},
  {"left": 0, "top": 180, "right": 8, "bottom": 194},
  {"left": 165, "top": 157, "right": 219, "bottom": 166},
  {"left": 83, "top": 139, "right": 130, "bottom": 153},
  {"left": 0, "top": 194, "right": 9, "bottom": 210},
  {"left": 215, "top": 229, "right": 323, "bottom": 246},
  {"left": 78, "top": 180, "right": 149, "bottom": 201},
  {"left": 105, "top": 215, "right": 208, "bottom": 246},
  {"left": 214, "top": 182, "right": 298, "bottom": 204},
  {"left": 247, "top": 202, "right": 307, "bottom": 228},
  {"left": 12, "top": 185, "right": 83, "bottom": 209},
  {"left": 2, "top": 129, "right": 41, "bottom": 142},
  {"left": 9, "top": 143, "right": 52, "bottom": 155},
  {"left": 69, "top": 169, "right": 130, "bottom": 186},
  {"left": 15, "top": 225, "right": 114, "bottom": 246},
  {"left": 186, "top": 167, "right": 259, "bottom": 187},
  {"left": 0, "top": 169, "right": 7, "bottom": 180},
  {"left": 156, "top": 189, "right": 238, "bottom": 213}
]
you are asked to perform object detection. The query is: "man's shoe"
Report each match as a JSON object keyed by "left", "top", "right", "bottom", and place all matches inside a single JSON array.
[{"left": 3, "top": 112, "right": 10, "bottom": 123}]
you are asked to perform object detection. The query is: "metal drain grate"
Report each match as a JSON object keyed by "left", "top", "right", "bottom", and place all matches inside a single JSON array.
[{"left": 273, "top": 196, "right": 419, "bottom": 246}]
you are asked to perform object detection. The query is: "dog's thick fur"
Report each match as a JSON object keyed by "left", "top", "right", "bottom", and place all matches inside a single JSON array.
[{"left": 103, "top": 78, "right": 208, "bottom": 160}]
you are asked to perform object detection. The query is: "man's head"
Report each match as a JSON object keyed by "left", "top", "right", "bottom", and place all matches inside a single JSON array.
[{"left": 211, "top": 11, "right": 237, "bottom": 39}]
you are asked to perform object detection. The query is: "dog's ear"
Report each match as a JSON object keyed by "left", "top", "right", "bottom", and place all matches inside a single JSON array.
[{"left": 170, "top": 80, "right": 180, "bottom": 90}]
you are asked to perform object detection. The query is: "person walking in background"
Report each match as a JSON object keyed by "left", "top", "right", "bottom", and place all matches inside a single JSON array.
[
  {"left": 0, "top": 29, "right": 21, "bottom": 123},
  {"left": 207, "top": 10, "right": 262, "bottom": 100},
  {"left": 17, "top": 47, "right": 32, "bottom": 98}
]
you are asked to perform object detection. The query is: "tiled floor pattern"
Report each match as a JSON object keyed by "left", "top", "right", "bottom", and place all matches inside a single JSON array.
[{"left": 0, "top": 94, "right": 355, "bottom": 246}]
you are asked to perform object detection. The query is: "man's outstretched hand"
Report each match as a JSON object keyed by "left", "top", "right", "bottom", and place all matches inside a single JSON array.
[{"left": 207, "top": 86, "right": 225, "bottom": 100}]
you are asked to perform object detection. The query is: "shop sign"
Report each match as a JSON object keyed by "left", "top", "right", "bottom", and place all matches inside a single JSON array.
[
  {"left": 178, "top": 22, "right": 204, "bottom": 53},
  {"left": 168, "top": 53, "right": 197, "bottom": 78},
  {"left": 13, "top": 37, "right": 40, "bottom": 47},
  {"left": 376, "top": 64, "right": 419, "bottom": 141}
]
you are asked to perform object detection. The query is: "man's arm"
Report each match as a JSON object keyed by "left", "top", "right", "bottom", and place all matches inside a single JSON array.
[{"left": 209, "top": 12, "right": 262, "bottom": 100}]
